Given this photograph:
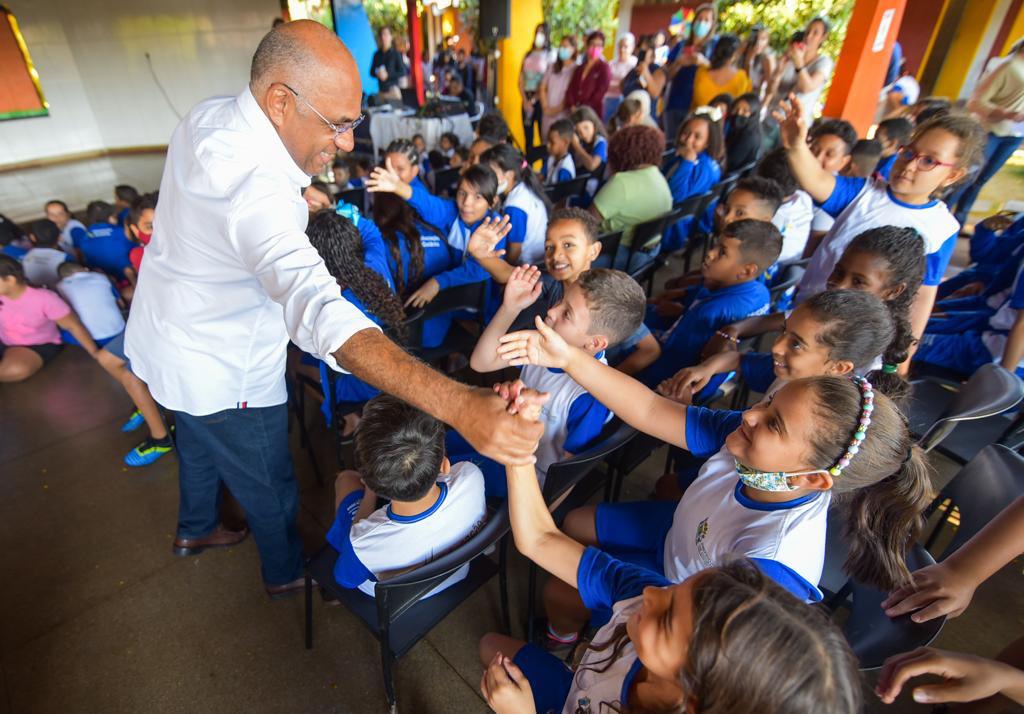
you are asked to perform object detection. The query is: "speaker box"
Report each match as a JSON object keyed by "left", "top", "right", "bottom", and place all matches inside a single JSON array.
[{"left": 478, "top": 0, "right": 510, "bottom": 39}]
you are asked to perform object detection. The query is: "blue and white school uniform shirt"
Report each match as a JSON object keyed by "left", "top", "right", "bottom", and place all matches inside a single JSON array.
[
  {"left": 772, "top": 191, "right": 814, "bottom": 265},
  {"left": 22, "top": 247, "right": 70, "bottom": 288},
  {"left": 56, "top": 271, "right": 125, "bottom": 341},
  {"left": 543, "top": 153, "right": 576, "bottom": 185},
  {"left": 982, "top": 261, "right": 1024, "bottom": 370},
  {"left": 664, "top": 152, "right": 720, "bottom": 205},
  {"left": 522, "top": 353, "right": 613, "bottom": 478},
  {"left": 59, "top": 218, "right": 89, "bottom": 253},
  {"left": 663, "top": 406, "right": 829, "bottom": 599},
  {"left": 325, "top": 462, "right": 487, "bottom": 597},
  {"left": 798, "top": 176, "right": 960, "bottom": 300},
  {"left": 82, "top": 223, "right": 135, "bottom": 278},
  {"left": 875, "top": 153, "right": 897, "bottom": 181},
  {"left": 503, "top": 182, "right": 549, "bottom": 265}
]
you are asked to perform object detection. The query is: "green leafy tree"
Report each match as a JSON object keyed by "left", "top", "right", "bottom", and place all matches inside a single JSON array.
[
  {"left": 716, "top": 0, "right": 855, "bottom": 58},
  {"left": 542, "top": 0, "right": 619, "bottom": 44},
  {"left": 364, "top": 0, "right": 408, "bottom": 36}
]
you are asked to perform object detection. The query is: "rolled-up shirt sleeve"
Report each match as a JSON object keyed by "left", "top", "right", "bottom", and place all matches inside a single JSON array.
[{"left": 232, "top": 191, "right": 380, "bottom": 373}]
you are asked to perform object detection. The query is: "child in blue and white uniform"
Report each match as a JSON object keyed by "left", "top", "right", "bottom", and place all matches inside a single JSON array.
[
  {"left": 778, "top": 98, "right": 986, "bottom": 342},
  {"left": 326, "top": 395, "right": 486, "bottom": 598},
  {"left": 494, "top": 317, "right": 930, "bottom": 650},
  {"left": 481, "top": 143, "right": 551, "bottom": 265},
  {"left": 82, "top": 201, "right": 135, "bottom": 284},
  {"left": 570, "top": 105, "right": 609, "bottom": 200},
  {"left": 23, "top": 219, "right": 71, "bottom": 289},
  {"left": 475, "top": 389, "right": 862, "bottom": 714},
  {"left": 452, "top": 265, "right": 645, "bottom": 497},
  {"left": 661, "top": 113, "right": 723, "bottom": 252},
  {"left": 56, "top": 262, "right": 125, "bottom": 346},
  {"left": 543, "top": 119, "right": 577, "bottom": 185},
  {"left": 43, "top": 200, "right": 89, "bottom": 254}
]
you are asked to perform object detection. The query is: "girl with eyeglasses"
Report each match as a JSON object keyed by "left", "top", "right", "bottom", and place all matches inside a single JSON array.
[{"left": 775, "top": 96, "right": 987, "bottom": 365}]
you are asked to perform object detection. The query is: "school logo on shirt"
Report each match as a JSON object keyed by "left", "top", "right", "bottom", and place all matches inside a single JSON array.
[{"left": 695, "top": 517, "right": 712, "bottom": 567}]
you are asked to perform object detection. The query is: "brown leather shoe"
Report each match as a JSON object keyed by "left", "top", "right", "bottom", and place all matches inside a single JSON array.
[
  {"left": 265, "top": 576, "right": 312, "bottom": 600},
  {"left": 172, "top": 524, "right": 249, "bottom": 557}
]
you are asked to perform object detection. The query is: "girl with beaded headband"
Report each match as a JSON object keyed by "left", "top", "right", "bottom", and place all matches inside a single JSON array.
[{"left": 496, "top": 317, "right": 932, "bottom": 649}]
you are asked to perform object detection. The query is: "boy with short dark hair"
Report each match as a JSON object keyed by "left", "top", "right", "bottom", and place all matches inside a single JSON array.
[
  {"left": 544, "top": 119, "right": 577, "bottom": 185},
  {"left": 845, "top": 139, "right": 882, "bottom": 179},
  {"left": 23, "top": 219, "right": 70, "bottom": 288},
  {"left": 83, "top": 201, "right": 135, "bottom": 282},
  {"left": 873, "top": 117, "right": 913, "bottom": 180},
  {"left": 327, "top": 395, "right": 487, "bottom": 596},
  {"left": 114, "top": 184, "right": 140, "bottom": 226},
  {"left": 638, "top": 218, "right": 783, "bottom": 390},
  {"left": 756, "top": 148, "right": 813, "bottom": 265},
  {"left": 126, "top": 194, "right": 157, "bottom": 275},
  {"left": 455, "top": 265, "right": 646, "bottom": 496},
  {"left": 683, "top": 176, "right": 784, "bottom": 269}
]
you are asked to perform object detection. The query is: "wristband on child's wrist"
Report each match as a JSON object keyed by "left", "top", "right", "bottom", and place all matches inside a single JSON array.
[{"left": 716, "top": 330, "right": 740, "bottom": 344}]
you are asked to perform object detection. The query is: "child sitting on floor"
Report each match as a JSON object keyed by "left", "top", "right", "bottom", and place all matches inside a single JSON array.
[
  {"left": 543, "top": 119, "right": 577, "bottom": 185},
  {"left": 126, "top": 194, "right": 156, "bottom": 276},
  {"left": 638, "top": 219, "right": 783, "bottom": 391},
  {"left": 23, "top": 219, "right": 70, "bottom": 288},
  {"left": 449, "top": 266, "right": 645, "bottom": 497},
  {"left": 477, "top": 392, "right": 862, "bottom": 714},
  {"left": 0, "top": 255, "right": 99, "bottom": 382},
  {"left": 326, "top": 395, "right": 487, "bottom": 597},
  {"left": 56, "top": 263, "right": 125, "bottom": 345},
  {"left": 82, "top": 200, "right": 135, "bottom": 289}
]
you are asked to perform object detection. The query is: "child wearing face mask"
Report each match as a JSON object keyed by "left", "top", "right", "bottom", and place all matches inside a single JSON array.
[
  {"left": 495, "top": 320, "right": 932, "bottom": 652},
  {"left": 521, "top": 24, "right": 554, "bottom": 150},
  {"left": 478, "top": 393, "right": 862, "bottom": 714},
  {"left": 480, "top": 143, "right": 551, "bottom": 265},
  {"left": 778, "top": 97, "right": 987, "bottom": 359},
  {"left": 126, "top": 195, "right": 156, "bottom": 276},
  {"left": 661, "top": 113, "right": 724, "bottom": 252},
  {"left": 725, "top": 92, "right": 764, "bottom": 171}
]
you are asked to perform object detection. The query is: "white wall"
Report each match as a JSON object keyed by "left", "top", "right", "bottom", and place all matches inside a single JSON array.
[{"left": 0, "top": 0, "right": 277, "bottom": 166}]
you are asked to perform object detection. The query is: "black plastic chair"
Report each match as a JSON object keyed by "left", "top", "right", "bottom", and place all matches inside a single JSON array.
[
  {"left": 525, "top": 144, "right": 548, "bottom": 166},
  {"left": 431, "top": 166, "right": 461, "bottom": 197},
  {"left": 596, "top": 230, "right": 623, "bottom": 265},
  {"left": 522, "top": 420, "right": 639, "bottom": 642},
  {"left": 544, "top": 174, "right": 591, "bottom": 206},
  {"left": 406, "top": 280, "right": 489, "bottom": 365},
  {"left": 305, "top": 504, "right": 511, "bottom": 712},
  {"left": 625, "top": 214, "right": 669, "bottom": 293},
  {"left": 336, "top": 186, "right": 367, "bottom": 214},
  {"left": 909, "top": 364, "right": 1024, "bottom": 456},
  {"left": 767, "top": 262, "right": 806, "bottom": 309},
  {"left": 923, "top": 444, "right": 1024, "bottom": 556},
  {"left": 841, "top": 543, "right": 945, "bottom": 670},
  {"left": 662, "top": 148, "right": 678, "bottom": 171}
]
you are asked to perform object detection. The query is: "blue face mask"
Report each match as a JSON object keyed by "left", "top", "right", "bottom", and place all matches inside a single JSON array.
[
  {"left": 558, "top": 47, "right": 573, "bottom": 61},
  {"left": 693, "top": 20, "right": 712, "bottom": 40}
]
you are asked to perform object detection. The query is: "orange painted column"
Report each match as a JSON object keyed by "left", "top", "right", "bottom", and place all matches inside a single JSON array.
[
  {"left": 406, "top": 0, "right": 425, "bottom": 106},
  {"left": 823, "top": 0, "right": 907, "bottom": 135}
]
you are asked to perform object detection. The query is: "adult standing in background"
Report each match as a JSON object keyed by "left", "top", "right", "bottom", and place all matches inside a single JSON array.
[
  {"left": 947, "top": 40, "right": 1024, "bottom": 227},
  {"left": 126, "top": 21, "right": 541, "bottom": 599},
  {"left": 605, "top": 32, "right": 638, "bottom": 122},
  {"left": 539, "top": 36, "right": 578, "bottom": 136},
  {"left": 690, "top": 33, "right": 751, "bottom": 110},
  {"left": 661, "top": 2, "right": 718, "bottom": 144},
  {"left": 739, "top": 25, "right": 776, "bottom": 100},
  {"left": 370, "top": 25, "right": 406, "bottom": 102},
  {"left": 520, "top": 23, "right": 553, "bottom": 148},
  {"left": 766, "top": 17, "right": 834, "bottom": 131},
  {"left": 565, "top": 31, "right": 612, "bottom": 118}
]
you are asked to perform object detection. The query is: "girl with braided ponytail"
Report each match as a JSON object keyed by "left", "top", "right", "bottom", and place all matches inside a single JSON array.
[
  {"left": 306, "top": 210, "right": 409, "bottom": 428},
  {"left": 494, "top": 319, "right": 933, "bottom": 649}
]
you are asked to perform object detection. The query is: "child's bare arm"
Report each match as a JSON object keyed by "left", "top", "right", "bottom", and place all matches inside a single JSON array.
[
  {"left": 1001, "top": 311, "right": 1024, "bottom": 372},
  {"left": 334, "top": 470, "right": 378, "bottom": 523},
  {"left": 775, "top": 94, "right": 836, "bottom": 204},
  {"left": 470, "top": 265, "right": 543, "bottom": 373},
  {"left": 614, "top": 332, "right": 661, "bottom": 376},
  {"left": 55, "top": 313, "right": 100, "bottom": 359}
]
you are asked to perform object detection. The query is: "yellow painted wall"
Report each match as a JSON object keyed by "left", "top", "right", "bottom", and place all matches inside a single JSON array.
[
  {"left": 1001, "top": 6, "right": 1024, "bottom": 54},
  {"left": 497, "top": 0, "right": 544, "bottom": 148},
  {"left": 915, "top": 0, "right": 951, "bottom": 81},
  {"left": 932, "top": 0, "right": 1002, "bottom": 98}
]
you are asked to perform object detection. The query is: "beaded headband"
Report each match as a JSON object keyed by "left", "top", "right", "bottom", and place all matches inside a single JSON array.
[{"left": 827, "top": 375, "right": 874, "bottom": 478}]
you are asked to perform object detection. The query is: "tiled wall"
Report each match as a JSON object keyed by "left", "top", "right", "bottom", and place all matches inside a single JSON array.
[{"left": 0, "top": 0, "right": 278, "bottom": 220}]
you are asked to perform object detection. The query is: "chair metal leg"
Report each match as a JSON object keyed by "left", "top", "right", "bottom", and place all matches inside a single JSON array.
[
  {"left": 498, "top": 537, "right": 512, "bottom": 635},
  {"left": 304, "top": 566, "right": 313, "bottom": 650},
  {"left": 526, "top": 562, "right": 538, "bottom": 644},
  {"left": 379, "top": 626, "right": 397, "bottom": 712}
]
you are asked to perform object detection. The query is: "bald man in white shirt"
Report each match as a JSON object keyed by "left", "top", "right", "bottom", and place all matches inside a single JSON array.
[{"left": 126, "top": 21, "right": 541, "bottom": 598}]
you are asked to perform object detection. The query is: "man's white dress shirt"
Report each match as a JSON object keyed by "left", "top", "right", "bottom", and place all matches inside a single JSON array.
[{"left": 126, "top": 88, "right": 377, "bottom": 415}]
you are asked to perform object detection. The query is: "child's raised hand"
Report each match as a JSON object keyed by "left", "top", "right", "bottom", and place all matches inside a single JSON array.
[
  {"left": 468, "top": 215, "right": 512, "bottom": 261},
  {"left": 405, "top": 277, "right": 441, "bottom": 308},
  {"left": 503, "top": 265, "right": 543, "bottom": 311},
  {"left": 772, "top": 93, "right": 808, "bottom": 150},
  {"left": 497, "top": 315, "right": 572, "bottom": 370},
  {"left": 881, "top": 561, "right": 976, "bottom": 623},
  {"left": 875, "top": 647, "right": 1020, "bottom": 705},
  {"left": 366, "top": 157, "right": 406, "bottom": 195},
  {"left": 657, "top": 365, "right": 710, "bottom": 404},
  {"left": 480, "top": 653, "right": 536, "bottom": 714}
]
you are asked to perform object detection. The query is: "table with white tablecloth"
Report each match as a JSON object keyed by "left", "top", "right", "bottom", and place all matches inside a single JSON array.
[{"left": 367, "top": 111, "right": 475, "bottom": 156}]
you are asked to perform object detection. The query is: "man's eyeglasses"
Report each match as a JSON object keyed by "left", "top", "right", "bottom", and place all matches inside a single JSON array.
[
  {"left": 282, "top": 83, "right": 365, "bottom": 140},
  {"left": 895, "top": 146, "right": 956, "bottom": 172}
]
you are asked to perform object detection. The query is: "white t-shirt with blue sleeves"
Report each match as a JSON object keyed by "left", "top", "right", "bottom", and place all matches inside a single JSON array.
[
  {"left": 503, "top": 181, "right": 549, "bottom": 265},
  {"left": 325, "top": 461, "right": 487, "bottom": 597},
  {"left": 544, "top": 153, "right": 576, "bottom": 185},
  {"left": 797, "top": 176, "right": 960, "bottom": 301},
  {"left": 982, "top": 261, "right": 1024, "bottom": 369},
  {"left": 663, "top": 406, "right": 829, "bottom": 599},
  {"left": 57, "top": 271, "right": 126, "bottom": 340},
  {"left": 521, "top": 352, "right": 613, "bottom": 478}
]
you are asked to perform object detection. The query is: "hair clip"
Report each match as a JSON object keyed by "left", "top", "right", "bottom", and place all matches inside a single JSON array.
[{"left": 882, "top": 363, "right": 898, "bottom": 374}]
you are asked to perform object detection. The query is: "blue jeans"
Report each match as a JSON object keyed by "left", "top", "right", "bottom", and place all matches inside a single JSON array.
[
  {"left": 947, "top": 133, "right": 1024, "bottom": 226},
  {"left": 173, "top": 404, "right": 303, "bottom": 585}
]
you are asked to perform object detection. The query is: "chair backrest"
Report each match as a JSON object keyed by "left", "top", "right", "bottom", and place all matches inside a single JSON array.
[
  {"left": 843, "top": 543, "right": 945, "bottom": 670},
  {"left": 525, "top": 144, "right": 548, "bottom": 165},
  {"left": 674, "top": 191, "right": 711, "bottom": 218},
  {"left": 432, "top": 166, "right": 462, "bottom": 197},
  {"left": 597, "top": 230, "right": 623, "bottom": 260},
  {"left": 918, "top": 364, "right": 1024, "bottom": 452},
  {"left": 337, "top": 187, "right": 367, "bottom": 214},
  {"left": 629, "top": 213, "right": 669, "bottom": 255},
  {"left": 404, "top": 280, "right": 488, "bottom": 347},
  {"left": 768, "top": 263, "right": 806, "bottom": 306},
  {"left": 543, "top": 419, "right": 638, "bottom": 503},
  {"left": 545, "top": 174, "right": 591, "bottom": 205},
  {"left": 375, "top": 504, "right": 510, "bottom": 622},
  {"left": 936, "top": 444, "right": 1024, "bottom": 559},
  {"left": 662, "top": 148, "right": 677, "bottom": 171}
]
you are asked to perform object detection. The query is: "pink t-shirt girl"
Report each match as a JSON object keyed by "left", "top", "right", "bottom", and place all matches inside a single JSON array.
[{"left": 0, "top": 286, "right": 71, "bottom": 346}]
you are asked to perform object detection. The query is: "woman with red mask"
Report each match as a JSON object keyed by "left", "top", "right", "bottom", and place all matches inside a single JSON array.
[{"left": 565, "top": 31, "right": 612, "bottom": 118}]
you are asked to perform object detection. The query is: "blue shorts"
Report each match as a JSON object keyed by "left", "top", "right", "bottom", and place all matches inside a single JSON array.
[
  {"left": 100, "top": 331, "right": 128, "bottom": 365},
  {"left": 594, "top": 500, "right": 676, "bottom": 576},
  {"left": 915, "top": 332, "right": 994, "bottom": 377},
  {"left": 512, "top": 643, "right": 572, "bottom": 714}
]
